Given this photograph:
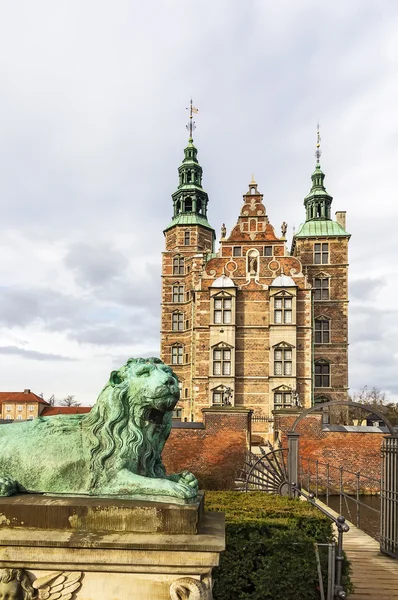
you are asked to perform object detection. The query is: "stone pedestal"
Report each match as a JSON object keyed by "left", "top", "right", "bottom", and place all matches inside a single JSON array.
[{"left": 0, "top": 493, "right": 225, "bottom": 600}]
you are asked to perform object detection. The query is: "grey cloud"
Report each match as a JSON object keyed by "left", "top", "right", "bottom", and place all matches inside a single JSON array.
[
  {"left": 350, "top": 278, "right": 386, "bottom": 300},
  {"left": 0, "top": 346, "right": 75, "bottom": 362},
  {"left": 72, "top": 321, "right": 158, "bottom": 346},
  {"left": 64, "top": 242, "right": 129, "bottom": 287}
]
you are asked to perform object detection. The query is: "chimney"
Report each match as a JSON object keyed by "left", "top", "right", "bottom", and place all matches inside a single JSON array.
[
  {"left": 335, "top": 211, "right": 346, "bottom": 229},
  {"left": 23, "top": 389, "right": 30, "bottom": 394}
]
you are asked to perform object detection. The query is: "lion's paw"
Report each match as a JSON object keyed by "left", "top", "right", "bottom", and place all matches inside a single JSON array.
[
  {"left": 168, "top": 471, "right": 198, "bottom": 499},
  {"left": 0, "top": 476, "right": 18, "bottom": 497}
]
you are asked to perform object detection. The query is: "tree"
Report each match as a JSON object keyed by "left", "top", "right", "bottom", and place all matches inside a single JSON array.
[
  {"left": 58, "top": 395, "right": 80, "bottom": 407},
  {"left": 349, "top": 386, "right": 398, "bottom": 426}
]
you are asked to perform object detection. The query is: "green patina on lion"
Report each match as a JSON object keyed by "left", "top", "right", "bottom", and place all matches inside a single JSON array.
[{"left": 0, "top": 358, "right": 198, "bottom": 500}]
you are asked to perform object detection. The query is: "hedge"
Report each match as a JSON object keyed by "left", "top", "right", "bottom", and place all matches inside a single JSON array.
[{"left": 206, "top": 491, "right": 352, "bottom": 600}]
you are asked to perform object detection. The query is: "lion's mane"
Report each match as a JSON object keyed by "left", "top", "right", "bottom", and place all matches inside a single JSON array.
[{"left": 84, "top": 358, "right": 172, "bottom": 488}]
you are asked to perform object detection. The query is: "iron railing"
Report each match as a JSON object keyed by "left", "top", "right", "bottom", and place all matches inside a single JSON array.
[
  {"left": 381, "top": 435, "right": 398, "bottom": 558},
  {"left": 299, "top": 457, "right": 380, "bottom": 537}
]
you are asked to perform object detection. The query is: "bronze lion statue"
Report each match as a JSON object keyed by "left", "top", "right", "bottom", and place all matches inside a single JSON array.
[{"left": 0, "top": 358, "right": 198, "bottom": 500}]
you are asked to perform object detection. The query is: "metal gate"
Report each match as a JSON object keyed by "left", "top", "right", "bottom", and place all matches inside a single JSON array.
[
  {"left": 287, "top": 400, "right": 398, "bottom": 559},
  {"left": 381, "top": 435, "right": 398, "bottom": 558}
]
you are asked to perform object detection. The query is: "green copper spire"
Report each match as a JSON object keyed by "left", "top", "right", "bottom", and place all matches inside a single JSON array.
[
  {"left": 303, "top": 125, "right": 332, "bottom": 221},
  {"left": 294, "top": 125, "right": 349, "bottom": 241},
  {"left": 164, "top": 101, "right": 214, "bottom": 235}
]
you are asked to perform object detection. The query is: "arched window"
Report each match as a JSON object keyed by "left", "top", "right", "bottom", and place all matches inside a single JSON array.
[
  {"left": 184, "top": 197, "right": 193, "bottom": 212},
  {"left": 173, "top": 255, "right": 184, "bottom": 275},
  {"left": 172, "top": 284, "right": 184, "bottom": 303},
  {"left": 315, "top": 360, "right": 330, "bottom": 387},
  {"left": 172, "top": 311, "right": 184, "bottom": 332},
  {"left": 315, "top": 317, "right": 330, "bottom": 343},
  {"left": 171, "top": 344, "right": 183, "bottom": 365},
  {"left": 212, "top": 344, "right": 232, "bottom": 375}
]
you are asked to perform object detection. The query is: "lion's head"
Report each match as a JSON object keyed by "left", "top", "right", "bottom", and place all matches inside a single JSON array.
[{"left": 84, "top": 357, "right": 179, "bottom": 488}]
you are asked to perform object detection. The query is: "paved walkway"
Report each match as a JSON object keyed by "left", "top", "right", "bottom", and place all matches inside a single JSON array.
[{"left": 315, "top": 499, "right": 398, "bottom": 599}]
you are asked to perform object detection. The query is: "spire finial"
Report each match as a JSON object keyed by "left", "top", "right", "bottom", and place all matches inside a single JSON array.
[
  {"left": 186, "top": 98, "right": 199, "bottom": 140},
  {"left": 315, "top": 121, "right": 321, "bottom": 164}
]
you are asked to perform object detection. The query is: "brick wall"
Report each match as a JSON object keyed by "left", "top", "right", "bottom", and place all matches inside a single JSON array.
[
  {"left": 274, "top": 410, "right": 384, "bottom": 492},
  {"left": 163, "top": 408, "right": 252, "bottom": 490}
]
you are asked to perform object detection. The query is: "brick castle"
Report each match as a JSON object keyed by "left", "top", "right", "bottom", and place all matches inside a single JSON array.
[{"left": 160, "top": 123, "right": 350, "bottom": 440}]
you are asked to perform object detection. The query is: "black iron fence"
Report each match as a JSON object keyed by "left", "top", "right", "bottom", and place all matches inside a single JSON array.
[
  {"left": 381, "top": 435, "right": 398, "bottom": 558},
  {"left": 299, "top": 456, "right": 380, "bottom": 536}
]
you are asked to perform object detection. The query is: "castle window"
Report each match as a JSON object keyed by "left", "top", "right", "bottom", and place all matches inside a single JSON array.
[
  {"left": 173, "top": 256, "right": 184, "bottom": 275},
  {"left": 315, "top": 318, "right": 330, "bottom": 343},
  {"left": 212, "top": 390, "right": 223, "bottom": 405},
  {"left": 172, "top": 311, "right": 184, "bottom": 331},
  {"left": 314, "top": 278, "right": 329, "bottom": 300},
  {"left": 213, "top": 347, "right": 231, "bottom": 375},
  {"left": 274, "top": 392, "right": 293, "bottom": 409},
  {"left": 274, "top": 296, "right": 292, "bottom": 324},
  {"left": 214, "top": 295, "right": 232, "bottom": 324},
  {"left": 233, "top": 247, "right": 241, "bottom": 257},
  {"left": 315, "top": 360, "right": 330, "bottom": 387},
  {"left": 274, "top": 348, "right": 292, "bottom": 376},
  {"left": 264, "top": 246, "right": 272, "bottom": 257},
  {"left": 314, "top": 243, "right": 329, "bottom": 264},
  {"left": 184, "top": 231, "right": 190, "bottom": 245},
  {"left": 171, "top": 345, "right": 183, "bottom": 365},
  {"left": 185, "top": 198, "right": 193, "bottom": 212},
  {"left": 172, "top": 285, "right": 184, "bottom": 303}
]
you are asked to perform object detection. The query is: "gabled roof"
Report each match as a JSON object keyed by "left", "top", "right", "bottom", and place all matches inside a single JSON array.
[
  {"left": 0, "top": 391, "right": 50, "bottom": 405},
  {"left": 41, "top": 406, "right": 91, "bottom": 416}
]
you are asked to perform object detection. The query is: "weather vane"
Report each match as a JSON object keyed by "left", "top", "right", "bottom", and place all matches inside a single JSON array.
[
  {"left": 315, "top": 121, "right": 321, "bottom": 164},
  {"left": 186, "top": 98, "right": 199, "bottom": 140}
]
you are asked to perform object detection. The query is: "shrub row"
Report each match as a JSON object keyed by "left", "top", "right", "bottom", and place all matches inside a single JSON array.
[{"left": 206, "top": 491, "right": 351, "bottom": 600}]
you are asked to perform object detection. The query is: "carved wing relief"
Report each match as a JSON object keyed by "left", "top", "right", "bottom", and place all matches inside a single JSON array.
[{"left": 34, "top": 571, "right": 83, "bottom": 600}]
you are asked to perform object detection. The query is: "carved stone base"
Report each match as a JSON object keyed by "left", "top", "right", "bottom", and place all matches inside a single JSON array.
[{"left": 0, "top": 494, "right": 224, "bottom": 600}]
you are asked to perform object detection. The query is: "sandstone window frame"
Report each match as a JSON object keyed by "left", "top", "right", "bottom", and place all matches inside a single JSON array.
[
  {"left": 213, "top": 292, "right": 233, "bottom": 325},
  {"left": 171, "top": 344, "right": 184, "bottom": 365},
  {"left": 173, "top": 255, "right": 185, "bottom": 275},
  {"left": 274, "top": 391, "right": 293, "bottom": 409},
  {"left": 315, "top": 359, "right": 331, "bottom": 387},
  {"left": 273, "top": 342, "right": 294, "bottom": 376},
  {"left": 274, "top": 295, "right": 293, "bottom": 324},
  {"left": 212, "top": 343, "right": 232, "bottom": 376},
  {"left": 314, "top": 242, "right": 329, "bottom": 265},
  {"left": 313, "top": 274, "right": 330, "bottom": 300},
  {"left": 172, "top": 283, "right": 184, "bottom": 303},
  {"left": 315, "top": 316, "right": 331, "bottom": 343},
  {"left": 172, "top": 311, "right": 184, "bottom": 332}
]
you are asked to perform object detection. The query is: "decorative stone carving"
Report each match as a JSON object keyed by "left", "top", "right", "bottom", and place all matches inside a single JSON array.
[
  {"left": 0, "top": 569, "right": 82, "bottom": 600},
  {"left": 170, "top": 576, "right": 212, "bottom": 600},
  {"left": 0, "top": 358, "right": 198, "bottom": 500},
  {"left": 220, "top": 223, "right": 226, "bottom": 238}
]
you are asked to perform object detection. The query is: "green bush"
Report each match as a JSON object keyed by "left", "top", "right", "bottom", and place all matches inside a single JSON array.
[{"left": 206, "top": 492, "right": 351, "bottom": 600}]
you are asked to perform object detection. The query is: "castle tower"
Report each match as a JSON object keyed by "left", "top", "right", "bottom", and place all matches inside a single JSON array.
[
  {"left": 291, "top": 130, "right": 350, "bottom": 405},
  {"left": 160, "top": 103, "right": 215, "bottom": 419}
]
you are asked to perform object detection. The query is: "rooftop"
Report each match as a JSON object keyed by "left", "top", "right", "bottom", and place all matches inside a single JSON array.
[
  {"left": 0, "top": 391, "right": 50, "bottom": 405},
  {"left": 295, "top": 219, "right": 350, "bottom": 238}
]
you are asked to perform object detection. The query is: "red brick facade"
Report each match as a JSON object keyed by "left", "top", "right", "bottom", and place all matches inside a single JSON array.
[{"left": 163, "top": 408, "right": 252, "bottom": 490}]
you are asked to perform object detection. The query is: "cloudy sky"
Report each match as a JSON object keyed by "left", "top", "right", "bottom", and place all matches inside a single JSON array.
[{"left": 0, "top": 1, "right": 397, "bottom": 404}]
